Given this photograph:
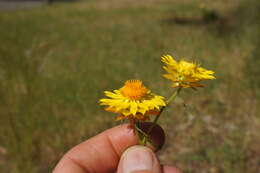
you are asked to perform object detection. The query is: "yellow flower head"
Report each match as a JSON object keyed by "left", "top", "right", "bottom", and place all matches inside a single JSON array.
[
  {"left": 161, "top": 55, "right": 215, "bottom": 89},
  {"left": 100, "top": 80, "right": 166, "bottom": 121}
]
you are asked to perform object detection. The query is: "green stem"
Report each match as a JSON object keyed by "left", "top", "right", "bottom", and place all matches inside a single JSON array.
[
  {"left": 135, "top": 123, "right": 149, "bottom": 145},
  {"left": 147, "top": 87, "right": 182, "bottom": 135},
  {"left": 166, "top": 87, "right": 182, "bottom": 105},
  {"left": 135, "top": 123, "right": 149, "bottom": 138},
  {"left": 135, "top": 87, "right": 182, "bottom": 146}
]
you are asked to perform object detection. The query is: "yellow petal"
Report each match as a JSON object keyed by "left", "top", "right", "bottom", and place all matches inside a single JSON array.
[{"left": 130, "top": 101, "right": 138, "bottom": 115}]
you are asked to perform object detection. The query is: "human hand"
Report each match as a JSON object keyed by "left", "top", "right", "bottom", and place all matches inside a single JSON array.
[{"left": 53, "top": 124, "right": 182, "bottom": 173}]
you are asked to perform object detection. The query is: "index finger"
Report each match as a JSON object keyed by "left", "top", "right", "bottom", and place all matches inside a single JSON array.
[{"left": 53, "top": 124, "right": 138, "bottom": 173}]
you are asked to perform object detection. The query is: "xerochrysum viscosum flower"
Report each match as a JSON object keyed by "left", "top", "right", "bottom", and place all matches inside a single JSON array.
[
  {"left": 100, "top": 80, "right": 166, "bottom": 121},
  {"left": 161, "top": 55, "right": 215, "bottom": 89}
]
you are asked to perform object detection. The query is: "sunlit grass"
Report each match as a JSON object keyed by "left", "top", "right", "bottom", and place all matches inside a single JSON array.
[{"left": 0, "top": 0, "right": 259, "bottom": 172}]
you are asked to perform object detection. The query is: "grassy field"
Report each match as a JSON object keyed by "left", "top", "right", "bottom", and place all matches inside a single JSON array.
[{"left": 0, "top": 0, "right": 260, "bottom": 172}]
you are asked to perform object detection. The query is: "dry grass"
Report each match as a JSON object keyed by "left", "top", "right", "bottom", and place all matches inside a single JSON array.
[{"left": 0, "top": 0, "right": 259, "bottom": 172}]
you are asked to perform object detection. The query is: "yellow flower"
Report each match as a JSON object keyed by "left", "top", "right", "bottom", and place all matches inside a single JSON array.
[
  {"left": 100, "top": 80, "right": 166, "bottom": 121},
  {"left": 161, "top": 55, "right": 215, "bottom": 89}
]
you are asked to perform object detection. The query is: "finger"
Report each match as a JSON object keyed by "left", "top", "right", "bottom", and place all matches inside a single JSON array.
[
  {"left": 116, "top": 146, "right": 182, "bottom": 173},
  {"left": 123, "top": 166, "right": 183, "bottom": 173},
  {"left": 162, "top": 165, "right": 182, "bottom": 173},
  {"left": 137, "top": 122, "right": 165, "bottom": 151},
  {"left": 117, "top": 145, "right": 162, "bottom": 173},
  {"left": 53, "top": 124, "right": 138, "bottom": 173}
]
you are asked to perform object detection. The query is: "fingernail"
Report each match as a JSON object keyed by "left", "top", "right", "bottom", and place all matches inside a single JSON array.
[{"left": 121, "top": 146, "right": 154, "bottom": 173}]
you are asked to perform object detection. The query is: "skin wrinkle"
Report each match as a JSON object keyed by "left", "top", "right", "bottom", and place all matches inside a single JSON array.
[
  {"left": 107, "top": 124, "right": 138, "bottom": 155},
  {"left": 65, "top": 155, "right": 90, "bottom": 173},
  {"left": 53, "top": 124, "right": 182, "bottom": 173},
  {"left": 106, "top": 131, "right": 123, "bottom": 158},
  {"left": 101, "top": 133, "right": 122, "bottom": 173},
  {"left": 66, "top": 141, "right": 101, "bottom": 173},
  {"left": 82, "top": 133, "right": 119, "bottom": 173},
  {"left": 56, "top": 124, "right": 138, "bottom": 173}
]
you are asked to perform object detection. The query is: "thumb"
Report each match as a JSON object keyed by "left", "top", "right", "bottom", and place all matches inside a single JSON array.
[{"left": 117, "top": 145, "right": 162, "bottom": 173}]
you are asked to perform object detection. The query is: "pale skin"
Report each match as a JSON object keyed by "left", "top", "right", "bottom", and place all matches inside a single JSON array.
[{"left": 53, "top": 124, "right": 182, "bottom": 173}]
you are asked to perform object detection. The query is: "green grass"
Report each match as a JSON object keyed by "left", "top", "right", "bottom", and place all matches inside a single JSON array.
[{"left": 0, "top": 0, "right": 260, "bottom": 172}]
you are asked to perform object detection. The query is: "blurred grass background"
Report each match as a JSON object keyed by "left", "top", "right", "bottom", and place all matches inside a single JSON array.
[{"left": 0, "top": 0, "right": 260, "bottom": 172}]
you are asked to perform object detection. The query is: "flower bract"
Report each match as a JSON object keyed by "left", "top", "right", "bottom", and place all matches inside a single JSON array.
[
  {"left": 161, "top": 55, "right": 215, "bottom": 89},
  {"left": 100, "top": 80, "right": 166, "bottom": 121}
]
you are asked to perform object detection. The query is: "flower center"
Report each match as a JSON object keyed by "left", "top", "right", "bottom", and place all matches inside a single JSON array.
[{"left": 120, "top": 80, "right": 148, "bottom": 100}]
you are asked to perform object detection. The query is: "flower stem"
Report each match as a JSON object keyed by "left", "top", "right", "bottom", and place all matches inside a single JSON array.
[
  {"left": 147, "top": 87, "right": 182, "bottom": 135},
  {"left": 135, "top": 122, "right": 149, "bottom": 145},
  {"left": 166, "top": 87, "right": 182, "bottom": 105},
  {"left": 136, "top": 87, "right": 182, "bottom": 146}
]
